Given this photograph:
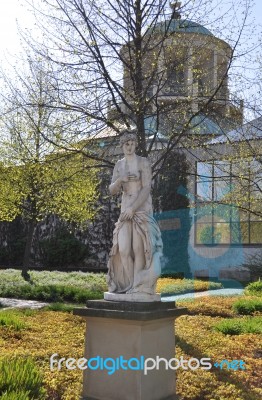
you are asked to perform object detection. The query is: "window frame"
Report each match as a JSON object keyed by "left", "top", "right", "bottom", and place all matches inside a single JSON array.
[{"left": 194, "top": 159, "right": 262, "bottom": 246}]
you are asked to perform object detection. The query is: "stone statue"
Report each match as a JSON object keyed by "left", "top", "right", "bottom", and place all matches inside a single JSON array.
[{"left": 105, "top": 129, "right": 163, "bottom": 301}]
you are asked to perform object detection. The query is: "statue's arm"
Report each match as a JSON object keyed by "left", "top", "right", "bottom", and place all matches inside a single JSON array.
[
  {"left": 109, "top": 162, "right": 122, "bottom": 195},
  {"left": 130, "top": 158, "right": 151, "bottom": 212}
]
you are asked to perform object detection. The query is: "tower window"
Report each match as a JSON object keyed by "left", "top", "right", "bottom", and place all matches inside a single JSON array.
[{"left": 166, "top": 62, "right": 185, "bottom": 95}]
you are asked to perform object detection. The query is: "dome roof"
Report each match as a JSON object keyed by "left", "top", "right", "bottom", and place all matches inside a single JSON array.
[
  {"left": 145, "top": 114, "right": 223, "bottom": 137},
  {"left": 152, "top": 19, "right": 213, "bottom": 36},
  {"left": 189, "top": 114, "right": 223, "bottom": 135}
]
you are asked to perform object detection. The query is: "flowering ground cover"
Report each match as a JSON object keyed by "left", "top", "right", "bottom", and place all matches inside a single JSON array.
[
  {"left": 175, "top": 301, "right": 262, "bottom": 400},
  {"left": 156, "top": 278, "right": 223, "bottom": 295},
  {"left": 0, "top": 294, "right": 261, "bottom": 400}
]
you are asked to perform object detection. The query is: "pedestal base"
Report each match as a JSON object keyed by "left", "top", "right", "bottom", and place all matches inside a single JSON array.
[
  {"left": 104, "top": 291, "right": 161, "bottom": 302},
  {"left": 81, "top": 395, "right": 179, "bottom": 400},
  {"left": 74, "top": 301, "right": 186, "bottom": 400}
]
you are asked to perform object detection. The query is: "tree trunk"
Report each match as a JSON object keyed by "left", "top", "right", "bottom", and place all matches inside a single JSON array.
[
  {"left": 131, "top": 0, "right": 146, "bottom": 157},
  {"left": 22, "top": 219, "right": 36, "bottom": 281}
]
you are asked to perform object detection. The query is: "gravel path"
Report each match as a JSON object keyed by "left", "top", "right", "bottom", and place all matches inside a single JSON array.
[{"left": 0, "top": 297, "right": 49, "bottom": 310}]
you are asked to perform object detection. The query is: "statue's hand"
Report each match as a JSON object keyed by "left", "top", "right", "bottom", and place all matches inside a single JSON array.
[
  {"left": 121, "top": 207, "right": 135, "bottom": 220},
  {"left": 121, "top": 174, "right": 138, "bottom": 183}
]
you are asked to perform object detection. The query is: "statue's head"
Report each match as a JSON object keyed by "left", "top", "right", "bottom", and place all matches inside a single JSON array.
[{"left": 119, "top": 128, "right": 138, "bottom": 147}]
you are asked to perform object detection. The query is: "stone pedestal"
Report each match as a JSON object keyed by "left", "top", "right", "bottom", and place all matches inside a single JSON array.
[
  {"left": 104, "top": 291, "right": 161, "bottom": 302},
  {"left": 74, "top": 301, "right": 186, "bottom": 400}
]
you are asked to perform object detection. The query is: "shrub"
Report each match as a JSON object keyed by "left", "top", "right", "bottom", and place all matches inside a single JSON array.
[
  {"left": 0, "top": 269, "right": 107, "bottom": 290},
  {"left": 19, "top": 309, "right": 37, "bottom": 317},
  {"left": 214, "top": 316, "right": 262, "bottom": 335},
  {"left": 0, "top": 240, "right": 26, "bottom": 267},
  {"left": 177, "top": 296, "right": 236, "bottom": 317},
  {"left": 0, "top": 283, "right": 103, "bottom": 303},
  {"left": 160, "top": 272, "right": 185, "bottom": 279},
  {"left": 243, "top": 253, "right": 262, "bottom": 281},
  {"left": 44, "top": 303, "right": 76, "bottom": 312},
  {"left": 233, "top": 298, "right": 262, "bottom": 315},
  {"left": 0, "top": 219, "right": 27, "bottom": 266},
  {"left": 0, "top": 357, "right": 45, "bottom": 399},
  {"left": 0, "top": 269, "right": 107, "bottom": 303},
  {"left": 245, "top": 280, "right": 262, "bottom": 296},
  {"left": 39, "top": 228, "right": 89, "bottom": 268},
  {"left": 0, "top": 390, "right": 30, "bottom": 400},
  {"left": 0, "top": 312, "right": 26, "bottom": 331}
]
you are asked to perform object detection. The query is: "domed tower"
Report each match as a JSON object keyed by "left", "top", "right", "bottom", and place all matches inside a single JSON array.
[{"left": 120, "top": 1, "right": 243, "bottom": 140}]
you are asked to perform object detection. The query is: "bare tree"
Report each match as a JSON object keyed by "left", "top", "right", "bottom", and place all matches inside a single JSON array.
[{"left": 21, "top": 0, "right": 256, "bottom": 172}]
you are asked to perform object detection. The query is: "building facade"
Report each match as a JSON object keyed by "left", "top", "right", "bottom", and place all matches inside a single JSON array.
[{"left": 105, "top": 2, "right": 261, "bottom": 280}]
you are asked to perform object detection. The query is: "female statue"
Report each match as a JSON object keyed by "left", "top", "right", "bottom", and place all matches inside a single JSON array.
[{"left": 106, "top": 129, "right": 163, "bottom": 297}]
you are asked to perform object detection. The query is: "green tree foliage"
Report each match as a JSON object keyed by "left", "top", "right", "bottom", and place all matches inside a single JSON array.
[
  {"left": 0, "top": 59, "right": 98, "bottom": 279},
  {"left": 0, "top": 155, "right": 98, "bottom": 224}
]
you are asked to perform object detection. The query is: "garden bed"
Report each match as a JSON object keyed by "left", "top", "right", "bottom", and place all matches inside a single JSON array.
[
  {"left": 0, "top": 269, "right": 225, "bottom": 302},
  {"left": 0, "top": 289, "right": 261, "bottom": 399}
]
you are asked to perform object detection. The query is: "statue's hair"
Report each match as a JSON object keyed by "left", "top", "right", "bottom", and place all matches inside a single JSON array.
[{"left": 119, "top": 128, "right": 137, "bottom": 146}]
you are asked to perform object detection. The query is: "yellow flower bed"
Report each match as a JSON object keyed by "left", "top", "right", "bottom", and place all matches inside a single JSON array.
[
  {"left": 156, "top": 278, "right": 222, "bottom": 293},
  {"left": 156, "top": 278, "right": 182, "bottom": 292},
  {"left": 0, "top": 297, "right": 261, "bottom": 400},
  {"left": 0, "top": 311, "right": 85, "bottom": 400},
  {"left": 175, "top": 312, "right": 262, "bottom": 400},
  {"left": 177, "top": 296, "right": 237, "bottom": 317}
]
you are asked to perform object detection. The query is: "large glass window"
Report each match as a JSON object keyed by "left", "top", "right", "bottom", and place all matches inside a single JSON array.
[{"left": 195, "top": 159, "right": 262, "bottom": 245}]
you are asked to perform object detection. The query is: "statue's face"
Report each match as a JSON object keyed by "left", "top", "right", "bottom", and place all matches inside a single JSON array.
[{"left": 123, "top": 140, "right": 136, "bottom": 155}]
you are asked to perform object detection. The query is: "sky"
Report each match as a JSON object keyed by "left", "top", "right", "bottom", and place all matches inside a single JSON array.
[
  {"left": 0, "top": 0, "right": 32, "bottom": 59},
  {"left": 0, "top": 0, "right": 261, "bottom": 118},
  {"left": 0, "top": 0, "right": 261, "bottom": 60}
]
